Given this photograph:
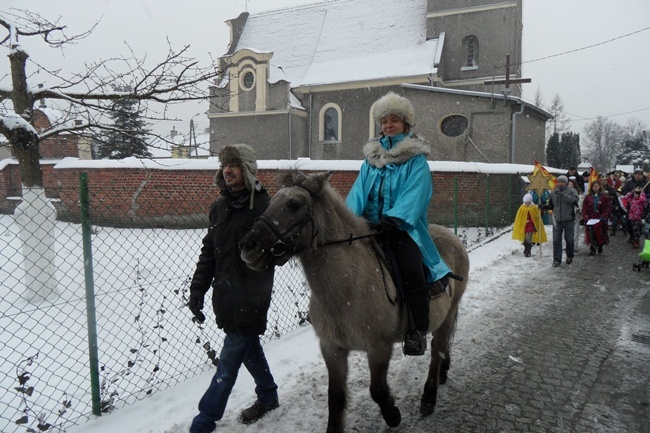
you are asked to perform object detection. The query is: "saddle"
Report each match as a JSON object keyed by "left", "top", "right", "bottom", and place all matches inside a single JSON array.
[{"left": 377, "top": 234, "right": 460, "bottom": 304}]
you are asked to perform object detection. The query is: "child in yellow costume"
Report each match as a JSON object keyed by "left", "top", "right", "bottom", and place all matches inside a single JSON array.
[{"left": 513, "top": 193, "right": 548, "bottom": 257}]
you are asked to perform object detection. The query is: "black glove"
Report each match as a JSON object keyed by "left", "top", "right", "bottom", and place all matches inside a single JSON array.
[{"left": 188, "top": 291, "right": 206, "bottom": 324}]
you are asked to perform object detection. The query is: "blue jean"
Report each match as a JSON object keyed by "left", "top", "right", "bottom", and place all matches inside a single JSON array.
[
  {"left": 190, "top": 333, "right": 278, "bottom": 433},
  {"left": 553, "top": 219, "right": 575, "bottom": 263}
]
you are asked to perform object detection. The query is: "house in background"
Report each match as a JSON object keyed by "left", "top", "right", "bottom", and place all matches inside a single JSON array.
[
  {"left": 32, "top": 106, "right": 91, "bottom": 160},
  {"left": 208, "top": 0, "right": 550, "bottom": 163},
  {"left": 148, "top": 124, "right": 213, "bottom": 159}
]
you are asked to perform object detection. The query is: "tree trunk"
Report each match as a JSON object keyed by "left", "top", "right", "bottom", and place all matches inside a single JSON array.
[{"left": 14, "top": 188, "right": 60, "bottom": 303}]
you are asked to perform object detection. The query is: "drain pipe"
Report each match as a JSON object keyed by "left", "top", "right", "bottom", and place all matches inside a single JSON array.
[
  {"left": 288, "top": 107, "right": 292, "bottom": 159},
  {"left": 308, "top": 85, "right": 313, "bottom": 159},
  {"left": 511, "top": 101, "right": 526, "bottom": 163}
]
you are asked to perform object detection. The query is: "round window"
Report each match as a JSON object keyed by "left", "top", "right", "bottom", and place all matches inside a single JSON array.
[
  {"left": 241, "top": 71, "right": 255, "bottom": 90},
  {"left": 440, "top": 115, "right": 468, "bottom": 137}
]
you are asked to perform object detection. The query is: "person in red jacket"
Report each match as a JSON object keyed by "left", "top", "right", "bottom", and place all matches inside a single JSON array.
[{"left": 582, "top": 180, "right": 612, "bottom": 255}]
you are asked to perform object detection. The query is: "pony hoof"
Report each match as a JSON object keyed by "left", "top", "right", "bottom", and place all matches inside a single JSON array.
[
  {"left": 381, "top": 406, "right": 401, "bottom": 427},
  {"left": 420, "top": 400, "right": 435, "bottom": 416}
]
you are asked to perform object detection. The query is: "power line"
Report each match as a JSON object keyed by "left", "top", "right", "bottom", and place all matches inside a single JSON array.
[
  {"left": 521, "top": 26, "right": 650, "bottom": 65},
  {"left": 564, "top": 107, "right": 650, "bottom": 123}
]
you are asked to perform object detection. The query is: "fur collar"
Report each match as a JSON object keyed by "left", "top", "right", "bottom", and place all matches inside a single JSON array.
[{"left": 362, "top": 135, "right": 431, "bottom": 168}]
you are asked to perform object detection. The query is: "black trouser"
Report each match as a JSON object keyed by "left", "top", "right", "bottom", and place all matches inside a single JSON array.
[{"left": 383, "top": 228, "right": 429, "bottom": 332}]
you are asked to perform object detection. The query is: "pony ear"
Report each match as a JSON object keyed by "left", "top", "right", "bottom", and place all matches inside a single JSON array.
[
  {"left": 303, "top": 171, "right": 333, "bottom": 194},
  {"left": 278, "top": 171, "right": 306, "bottom": 188}
]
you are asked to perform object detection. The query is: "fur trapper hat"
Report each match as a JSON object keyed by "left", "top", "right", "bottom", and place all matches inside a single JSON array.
[
  {"left": 373, "top": 92, "right": 416, "bottom": 127},
  {"left": 215, "top": 143, "right": 258, "bottom": 209}
]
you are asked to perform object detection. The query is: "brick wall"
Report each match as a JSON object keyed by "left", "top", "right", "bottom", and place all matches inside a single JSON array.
[
  {"left": 1, "top": 161, "right": 526, "bottom": 228},
  {"left": 0, "top": 162, "right": 21, "bottom": 214}
]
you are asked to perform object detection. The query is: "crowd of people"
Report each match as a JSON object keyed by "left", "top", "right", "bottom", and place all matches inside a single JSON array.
[{"left": 514, "top": 166, "right": 650, "bottom": 266}]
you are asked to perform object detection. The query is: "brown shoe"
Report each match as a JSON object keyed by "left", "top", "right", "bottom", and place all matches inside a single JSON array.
[{"left": 240, "top": 400, "right": 279, "bottom": 424}]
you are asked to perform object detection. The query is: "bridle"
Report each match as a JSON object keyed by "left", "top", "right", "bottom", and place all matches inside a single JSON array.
[
  {"left": 254, "top": 183, "right": 395, "bottom": 304},
  {"left": 256, "top": 184, "right": 319, "bottom": 257},
  {"left": 256, "top": 184, "right": 380, "bottom": 257}
]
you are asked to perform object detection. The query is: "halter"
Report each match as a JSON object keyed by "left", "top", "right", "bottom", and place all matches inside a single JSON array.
[
  {"left": 255, "top": 183, "right": 397, "bottom": 304},
  {"left": 256, "top": 184, "right": 319, "bottom": 257}
]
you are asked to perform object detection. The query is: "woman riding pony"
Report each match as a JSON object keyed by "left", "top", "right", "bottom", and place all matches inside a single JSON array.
[{"left": 346, "top": 92, "right": 451, "bottom": 356}]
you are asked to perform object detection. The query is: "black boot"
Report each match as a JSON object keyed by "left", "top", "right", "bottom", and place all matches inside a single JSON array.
[
  {"left": 403, "top": 285, "right": 432, "bottom": 356},
  {"left": 523, "top": 241, "right": 532, "bottom": 257}
]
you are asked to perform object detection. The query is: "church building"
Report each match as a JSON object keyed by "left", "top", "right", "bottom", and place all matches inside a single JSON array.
[{"left": 208, "top": 0, "right": 550, "bottom": 163}]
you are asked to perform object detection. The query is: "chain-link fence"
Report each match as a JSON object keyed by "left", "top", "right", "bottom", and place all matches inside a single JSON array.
[
  {"left": 0, "top": 170, "right": 525, "bottom": 433},
  {"left": 0, "top": 178, "right": 309, "bottom": 433}
]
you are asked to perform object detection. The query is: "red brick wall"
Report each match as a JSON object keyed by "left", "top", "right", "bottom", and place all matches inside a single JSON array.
[
  {"left": 0, "top": 162, "right": 21, "bottom": 213},
  {"left": 40, "top": 135, "right": 79, "bottom": 159},
  {"left": 1, "top": 162, "right": 523, "bottom": 228},
  {"left": 33, "top": 109, "right": 81, "bottom": 159}
]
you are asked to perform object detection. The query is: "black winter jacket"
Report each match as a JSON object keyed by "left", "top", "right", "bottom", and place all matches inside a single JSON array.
[
  {"left": 189, "top": 186, "right": 274, "bottom": 336},
  {"left": 622, "top": 177, "right": 650, "bottom": 196}
]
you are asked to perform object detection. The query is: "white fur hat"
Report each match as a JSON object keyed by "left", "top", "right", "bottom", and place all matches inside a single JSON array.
[
  {"left": 373, "top": 92, "right": 416, "bottom": 127},
  {"left": 523, "top": 193, "right": 533, "bottom": 203}
]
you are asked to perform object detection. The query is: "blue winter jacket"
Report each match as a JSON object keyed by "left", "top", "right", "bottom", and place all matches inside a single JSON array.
[{"left": 346, "top": 133, "right": 451, "bottom": 282}]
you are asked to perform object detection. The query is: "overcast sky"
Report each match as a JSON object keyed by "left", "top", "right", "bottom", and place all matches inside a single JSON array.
[{"left": 3, "top": 0, "right": 649, "bottom": 139}]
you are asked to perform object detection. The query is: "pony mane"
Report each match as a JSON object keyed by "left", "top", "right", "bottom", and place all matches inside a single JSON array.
[{"left": 276, "top": 171, "right": 369, "bottom": 244}]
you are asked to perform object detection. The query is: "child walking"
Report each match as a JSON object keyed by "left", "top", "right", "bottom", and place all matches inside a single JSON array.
[
  {"left": 513, "top": 193, "right": 548, "bottom": 257},
  {"left": 625, "top": 187, "right": 647, "bottom": 248}
]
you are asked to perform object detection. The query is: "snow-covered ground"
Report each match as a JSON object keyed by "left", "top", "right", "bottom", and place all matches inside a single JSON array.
[{"left": 66, "top": 228, "right": 526, "bottom": 433}]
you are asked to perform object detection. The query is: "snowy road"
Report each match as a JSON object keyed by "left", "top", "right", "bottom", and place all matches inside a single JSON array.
[{"left": 69, "top": 230, "right": 650, "bottom": 433}]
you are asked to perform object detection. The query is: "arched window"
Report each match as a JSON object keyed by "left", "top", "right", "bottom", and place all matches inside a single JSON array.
[
  {"left": 462, "top": 35, "right": 479, "bottom": 69},
  {"left": 324, "top": 108, "right": 338, "bottom": 140},
  {"left": 319, "top": 103, "right": 342, "bottom": 142},
  {"left": 368, "top": 101, "right": 382, "bottom": 139}
]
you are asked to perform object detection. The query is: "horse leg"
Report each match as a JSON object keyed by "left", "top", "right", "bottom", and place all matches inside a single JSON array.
[
  {"left": 420, "top": 305, "right": 459, "bottom": 416},
  {"left": 367, "top": 344, "right": 401, "bottom": 427},
  {"left": 320, "top": 340, "right": 349, "bottom": 433}
]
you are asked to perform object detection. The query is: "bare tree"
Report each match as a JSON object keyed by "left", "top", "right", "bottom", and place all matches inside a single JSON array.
[
  {"left": 534, "top": 87, "right": 544, "bottom": 109},
  {"left": 583, "top": 116, "right": 622, "bottom": 173},
  {"left": 0, "top": 9, "right": 221, "bottom": 303},
  {"left": 546, "top": 94, "right": 569, "bottom": 138},
  {"left": 0, "top": 9, "right": 221, "bottom": 187}
]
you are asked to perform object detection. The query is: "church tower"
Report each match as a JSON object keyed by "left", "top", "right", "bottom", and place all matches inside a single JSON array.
[{"left": 427, "top": 0, "right": 524, "bottom": 96}]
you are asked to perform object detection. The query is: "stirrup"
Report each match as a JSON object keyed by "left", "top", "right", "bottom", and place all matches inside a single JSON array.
[{"left": 403, "top": 329, "right": 427, "bottom": 356}]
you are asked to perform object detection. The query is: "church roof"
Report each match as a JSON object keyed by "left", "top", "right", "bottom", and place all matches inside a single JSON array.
[{"left": 230, "top": 0, "right": 438, "bottom": 86}]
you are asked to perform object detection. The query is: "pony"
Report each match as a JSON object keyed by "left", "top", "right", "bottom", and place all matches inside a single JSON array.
[{"left": 239, "top": 172, "right": 469, "bottom": 433}]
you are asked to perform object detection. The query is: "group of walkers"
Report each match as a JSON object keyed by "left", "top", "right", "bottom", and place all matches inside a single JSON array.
[{"left": 514, "top": 166, "right": 650, "bottom": 266}]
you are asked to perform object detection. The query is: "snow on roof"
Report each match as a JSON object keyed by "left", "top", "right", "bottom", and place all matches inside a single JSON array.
[{"left": 234, "top": 0, "right": 433, "bottom": 86}]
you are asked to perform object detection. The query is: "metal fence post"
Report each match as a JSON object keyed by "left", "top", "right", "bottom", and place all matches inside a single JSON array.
[
  {"left": 453, "top": 175, "right": 458, "bottom": 234},
  {"left": 485, "top": 175, "right": 491, "bottom": 231},
  {"left": 80, "top": 172, "right": 101, "bottom": 416}
]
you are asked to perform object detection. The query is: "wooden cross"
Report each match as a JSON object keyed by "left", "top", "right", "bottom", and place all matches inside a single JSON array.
[{"left": 484, "top": 54, "right": 531, "bottom": 92}]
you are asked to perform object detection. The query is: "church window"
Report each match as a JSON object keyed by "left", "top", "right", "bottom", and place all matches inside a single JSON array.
[
  {"left": 240, "top": 70, "right": 255, "bottom": 91},
  {"left": 324, "top": 108, "right": 338, "bottom": 140},
  {"left": 368, "top": 101, "right": 382, "bottom": 139},
  {"left": 319, "top": 103, "right": 342, "bottom": 142},
  {"left": 440, "top": 115, "right": 468, "bottom": 137},
  {"left": 462, "top": 36, "right": 479, "bottom": 69}
]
